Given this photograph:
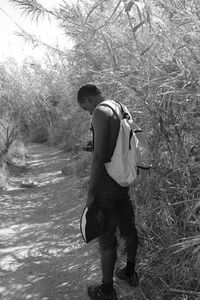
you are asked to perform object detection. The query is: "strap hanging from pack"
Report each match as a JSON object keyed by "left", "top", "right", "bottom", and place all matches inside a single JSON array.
[{"left": 129, "top": 130, "right": 133, "bottom": 150}]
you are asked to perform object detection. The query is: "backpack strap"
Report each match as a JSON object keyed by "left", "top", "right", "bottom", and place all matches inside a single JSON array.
[
  {"left": 115, "top": 101, "right": 131, "bottom": 120},
  {"left": 98, "top": 103, "right": 119, "bottom": 119},
  {"left": 99, "top": 101, "right": 135, "bottom": 153},
  {"left": 98, "top": 100, "right": 128, "bottom": 120}
]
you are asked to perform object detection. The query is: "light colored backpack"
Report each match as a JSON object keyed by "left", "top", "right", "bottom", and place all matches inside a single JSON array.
[{"left": 98, "top": 100, "right": 151, "bottom": 187}]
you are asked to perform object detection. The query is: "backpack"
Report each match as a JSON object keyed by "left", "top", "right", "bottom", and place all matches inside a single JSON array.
[{"left": 97, "top": 100, "right": 151, "bottom": 187}]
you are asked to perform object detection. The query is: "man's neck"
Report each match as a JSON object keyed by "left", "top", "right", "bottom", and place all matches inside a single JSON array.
[
  {"left": 91, "top": 95, "right": 105, "bottom": 114},
  {"left": 96, "top": 95, "right": 105, "bottom": 105}
]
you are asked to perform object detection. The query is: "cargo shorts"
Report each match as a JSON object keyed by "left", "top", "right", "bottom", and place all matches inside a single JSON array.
[{"left": 95, "top": 175, "right": 136, "bottom": 250}]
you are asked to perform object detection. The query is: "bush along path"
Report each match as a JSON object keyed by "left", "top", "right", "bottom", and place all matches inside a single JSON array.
[{"left": 0, "top": 143, "right": 145, "bottom": 300}]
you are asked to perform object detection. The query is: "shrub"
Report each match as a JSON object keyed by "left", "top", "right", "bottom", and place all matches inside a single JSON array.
[
  {"left": 0, "top": 116, "right": 21, "bottom": 158},
  {"left": 29, "top": 126, "right": 49, "bottom": 144},
  {"left": 0, "top": 163, "right": 8, "bottom": 190},
  {"left": 5, "top": 0, "right": 200, "bottom": 297}
]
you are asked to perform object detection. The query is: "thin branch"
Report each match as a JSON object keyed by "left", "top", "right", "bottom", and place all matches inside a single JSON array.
[
  {"left": 84, "top": 0, "right": 101, "bottom": 24},
  {"left": 169, "top": 288, "right": 200, "bottom": 297},
  {"left": 86, "top": 20, "right": 119, "bottom": 45},
  {"left": 9, "top": 0, "right": 57, "bottom": 22},
  {"left": 0, "top": 6, "right": 65, "bottom": 56},
  {"left": 169, "top": 198, "right": 200, "bottom": 206},
  {"left": 125, "top": 10, "right": 137, "bottom": 41},
  {"left": 0, "top": 119, "right": 7, "bottom": 131},
  {"left": 105, "top": 0, "right": 122, "bottom": 26},
  {"left": 15, "top": 30, "right": 68, "bottom": 57},
  {"left": 132, "top": 20, "right": 146, "bottom": 33},
  {"left": 114, "top": 7, "right": 124, "bottom": 22},
  {"left": 101, "top": 30, "right": 118, "bottom": 68},
  {"left": 161, "top": 278, "right": 200, "bottom": 297},
  {"left": 0, "top": 7, "right": 26, "bottom": 32}
]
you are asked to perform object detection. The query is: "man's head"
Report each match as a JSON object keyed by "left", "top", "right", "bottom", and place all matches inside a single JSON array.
[{"left": 77, "top": 84, "right": 103, "bottom": 114}]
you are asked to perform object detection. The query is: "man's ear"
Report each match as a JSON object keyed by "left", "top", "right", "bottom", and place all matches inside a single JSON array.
[
  {"left": 82, "top": 97, "right": 86, "bottom": 102},
  {"left": 87, "top": 96, "right": 92, "bottom": 103},
  {"left": 82, "top": 96, "right": 91, "bottom": 103},
  {"left": 81, "top": 97, "right": 88, "bottom": 104}
]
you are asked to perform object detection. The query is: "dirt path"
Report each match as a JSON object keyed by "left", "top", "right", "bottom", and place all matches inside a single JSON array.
[{"left": 0, "top": 144, "right": 143, "bottom": 300}]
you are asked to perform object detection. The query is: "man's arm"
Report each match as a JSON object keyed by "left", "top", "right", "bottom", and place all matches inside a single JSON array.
[{"left": 87, "top": 106, "right": 110, "bottom": 207}]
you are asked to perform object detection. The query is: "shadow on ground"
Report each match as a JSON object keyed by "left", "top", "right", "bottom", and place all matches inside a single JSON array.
[
  {"left": 0, "top": 144, "right": 102, "bottom": 300},
  {"left": 0, "top": 144, "right": 143, "bottom": 300}
]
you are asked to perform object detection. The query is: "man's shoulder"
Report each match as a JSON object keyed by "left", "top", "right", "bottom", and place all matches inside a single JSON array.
[
  {"left": 92, "top": 107, "right": 109, "bottom": 129},
  {"left": 95, "top": 99, "right": 120, "bottom": 117},
  {"left": 93, "top": 103, "right": 114, "bottom": 119}
]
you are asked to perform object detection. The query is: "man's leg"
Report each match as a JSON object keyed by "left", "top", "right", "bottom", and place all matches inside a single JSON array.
[
  {"left": 87, "top": 184, "right": 118, "bottom": 299},
  {"left": 98, "top": 215, "right": 118, "bottom": 293},
  {"left": 123, "top": 228, "right": 138, "bottom": 277},
  {"left": 100, "top": 247, "right": 117, "bottom": 289},
  {"left": 87, "top": 216, "right": 118, "bottom": 300},
  {"left": 116, "top": 191, "right": 139, "bottom": 286}
]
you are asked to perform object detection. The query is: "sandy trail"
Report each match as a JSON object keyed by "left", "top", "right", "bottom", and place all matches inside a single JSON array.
[{"left": 0, "top": 144, "right": 143, "bottom": 300}]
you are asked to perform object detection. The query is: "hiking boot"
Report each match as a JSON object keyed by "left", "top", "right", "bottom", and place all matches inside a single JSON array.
[
  {"left": 115, "top": 268, "right": 139, "bottom": 287},
  {"left": 87, "top": 284, "right": 117, "bottom": 300}
]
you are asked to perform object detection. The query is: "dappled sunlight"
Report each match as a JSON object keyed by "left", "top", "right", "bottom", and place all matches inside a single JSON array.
[
  {"left": 30, "top": 156, "right": 71, "bottom": 167},
  {"left": 1, "top": 143, "right": 139, "bottom": 299},
  {"left": 0, "top": 254, "right": 22, "bottom": 271},
  {"left": 0, "top": 144, "right": 102, "bottom": 299},
  {"left": 0, "top": 227, "right": 16, "bottom": 239},
  {"left": 29, "top": 158, "right": 47, "bottom": 167},
  {"left": 7, "top": 171, "right": 66, "bottom": 192}
]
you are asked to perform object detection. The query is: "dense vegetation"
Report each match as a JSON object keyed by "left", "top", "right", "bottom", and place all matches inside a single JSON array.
[{"left": 1, "top": 0, "right": 200, "bottom": 298}]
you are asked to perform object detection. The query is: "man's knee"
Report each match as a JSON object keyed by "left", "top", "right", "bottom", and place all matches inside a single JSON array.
[
  {"left": 98, "top": 234, "right": 118, "bottom": 250},
  {"left": 123, "top": 228, "right": 138, "bottom": 245}
]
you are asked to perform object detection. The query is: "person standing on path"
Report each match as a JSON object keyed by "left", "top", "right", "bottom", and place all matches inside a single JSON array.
[{"left": 77, "top": 84, "right": 139, "bottom": 300}]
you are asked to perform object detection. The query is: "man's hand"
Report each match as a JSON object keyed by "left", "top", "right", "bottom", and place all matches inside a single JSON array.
[{"left": 86, "top": 193, "right": 95, "bottom": 208}]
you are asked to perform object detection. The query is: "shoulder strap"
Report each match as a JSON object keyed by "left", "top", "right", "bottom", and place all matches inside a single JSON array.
[
  {"left": 115, "top": 101, "right": 131, "bottom": 120},
  {"left": 98, "top": 100, "right": 143, "bottom": 133},
  {"left": 98, "top": 100, "right": 130, "bottom": 120},
  {"left": 98, "top": 102, "right": 120, "bottom": 120}
]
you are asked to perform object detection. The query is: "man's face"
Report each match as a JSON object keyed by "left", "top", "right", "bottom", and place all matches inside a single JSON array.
[{"left": 79, "top": 98, "right": 94, "bottom": 115}]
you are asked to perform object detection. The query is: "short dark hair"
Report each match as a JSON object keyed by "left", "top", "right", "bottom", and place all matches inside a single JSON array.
[{"left": 77, "top": 84, "right": 101, "bottom": 103}]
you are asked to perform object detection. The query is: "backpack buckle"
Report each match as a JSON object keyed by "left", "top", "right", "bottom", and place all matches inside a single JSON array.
[{"left": 123, "top": 112, "right": 130, "bottom": 120}]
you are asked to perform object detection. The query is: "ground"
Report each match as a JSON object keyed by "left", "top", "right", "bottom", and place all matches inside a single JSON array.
[{"left": 0, "top": 144, "right": 145, "bottom": 300}]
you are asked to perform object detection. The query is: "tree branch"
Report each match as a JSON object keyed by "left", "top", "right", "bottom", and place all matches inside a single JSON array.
[{"left": 9, "top": 0, "right": 58, "bottom": 22}]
